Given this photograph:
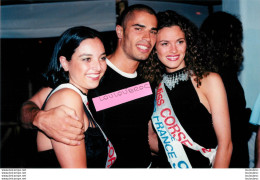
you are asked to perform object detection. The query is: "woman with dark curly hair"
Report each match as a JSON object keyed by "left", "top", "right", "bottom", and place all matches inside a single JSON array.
[
  {"left": 200, "top": 11, "right": 251, "bottom": 168},
  {"left": 139, "top": 10, "right": 232, "bottom": 168}
]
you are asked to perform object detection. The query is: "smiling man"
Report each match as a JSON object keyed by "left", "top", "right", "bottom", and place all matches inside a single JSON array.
[
  {"left": 21, "top": 4, "right": 158, "bottom": 168},
  {"left": 88, "top": 4, "right": 158, "bottom": 167}
]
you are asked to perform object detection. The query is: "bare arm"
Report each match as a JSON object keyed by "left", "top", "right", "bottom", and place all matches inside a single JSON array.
[
  {"left": 21, "top": 101, "right": 42, "bottom": 129},
  {"left": 201, "top": 73, "right": 233, "bottom": 168},
  {"left": 21, "top": 87, "right": 52, "bottom": 128},
  {"left": 38, "top": 89, "right": 87, "bottom": 167},
  {"left": 21, "top": 87, "right": 84, "bottom": 145}
]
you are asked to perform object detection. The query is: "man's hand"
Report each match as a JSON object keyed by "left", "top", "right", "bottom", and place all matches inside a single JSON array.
[{"left": 34, "top": 105, "right": 84, "bottom": 146}]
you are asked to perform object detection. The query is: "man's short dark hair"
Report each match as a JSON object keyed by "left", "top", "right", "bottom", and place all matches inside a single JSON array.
[{"left": 116, "top": 4, "right": 157, "bottom": 29}]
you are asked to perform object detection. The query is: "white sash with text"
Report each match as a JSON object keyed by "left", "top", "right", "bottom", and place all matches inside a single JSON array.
[{"left": 152, "top": 82, "right": 217, "bottom": 168}]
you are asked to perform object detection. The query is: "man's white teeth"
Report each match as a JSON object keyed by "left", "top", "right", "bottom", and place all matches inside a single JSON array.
[
  {"left": 87, "top": 74, "right": 99, "bottom": 78},
  {"left": 137, "top": 45, "right": 148, "bottom": 50}
]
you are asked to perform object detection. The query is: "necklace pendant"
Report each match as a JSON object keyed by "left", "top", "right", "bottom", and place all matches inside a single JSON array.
[{"left": 162, "top": 70, "right": 189, "bottom": 90}]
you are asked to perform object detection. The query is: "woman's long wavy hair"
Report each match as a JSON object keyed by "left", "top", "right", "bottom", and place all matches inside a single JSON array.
[
  {"left": 138, "top": 10, "right": 216, "bottom": 87},
  {"left": 44, "top": 26, "right": 104, "bottom": 89},
  {"left": 199, "top": 11, "right": 243, "bottom": 75}
]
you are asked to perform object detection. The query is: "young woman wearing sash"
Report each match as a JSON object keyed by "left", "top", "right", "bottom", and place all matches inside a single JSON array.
[
  {"left": 140, "top": 11, "right": 232, "bottom": 168},
  {"left": 36, "top": 26, "right": 116, "bottom": 168}
]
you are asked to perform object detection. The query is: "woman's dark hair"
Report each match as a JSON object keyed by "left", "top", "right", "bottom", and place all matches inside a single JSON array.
[
  {"left": 139, "top": 10, "right": 215, "bottom": 87},
  {"left": 44, "top": 26, "right": 104, "bottom": 88},
  {"left": 199, "top": 11, "right": 243, "bottom": 75}
]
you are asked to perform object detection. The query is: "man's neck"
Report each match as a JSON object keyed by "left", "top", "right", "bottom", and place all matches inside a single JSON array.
[{"left": 107, "top": 48, "right": 139, "bottom": 74}]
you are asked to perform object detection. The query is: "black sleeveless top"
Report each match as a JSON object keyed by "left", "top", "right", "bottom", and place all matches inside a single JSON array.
[
  {"left": 157, "top": 68, "right": 218, "bottom": 168},
  {"left": 37, "top": 84, "right": 108, "bottom": 168}
]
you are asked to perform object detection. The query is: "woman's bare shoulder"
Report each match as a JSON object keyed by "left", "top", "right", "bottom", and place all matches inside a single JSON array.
[{"left": 45, "top": 88, "right": 83, "bottom": 110}]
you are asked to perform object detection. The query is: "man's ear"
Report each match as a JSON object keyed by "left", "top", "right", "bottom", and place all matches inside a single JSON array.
[
  {"left": 116, "top": 25, "right": 123, "bottom": 39},
  {"left": 59, "top": 56, "right": 69, "bottom": 71}
]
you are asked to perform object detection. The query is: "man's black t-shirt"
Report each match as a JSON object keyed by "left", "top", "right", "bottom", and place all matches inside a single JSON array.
[{"left": 88, "top": 60, "right": 155, "bottom": 168}]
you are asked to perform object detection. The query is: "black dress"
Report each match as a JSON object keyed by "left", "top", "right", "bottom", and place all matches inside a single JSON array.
[
  {"left": 221, "top": 71, "right": 251, "bottom": 168},
  {"left": 156, "top": 68, "right": 218, "bottom": 168}
]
